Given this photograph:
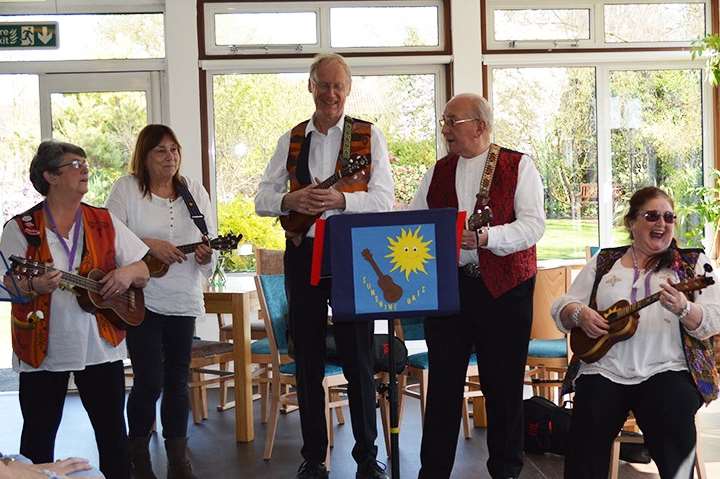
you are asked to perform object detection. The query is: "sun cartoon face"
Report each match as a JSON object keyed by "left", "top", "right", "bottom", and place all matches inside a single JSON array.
[{"left": 385, "top": 226, "right": 435, "bottom": 281}]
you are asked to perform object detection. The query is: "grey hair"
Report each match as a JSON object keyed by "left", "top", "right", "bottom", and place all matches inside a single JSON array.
[
  {"left": 309, "top": 53, "right": 352, "bottom": 85},
  {"left": 454, "top": 93, "right": 494, "bottom": 132},
  {"left": 29, "top": 140, "right": 86, "bottom": 196}
]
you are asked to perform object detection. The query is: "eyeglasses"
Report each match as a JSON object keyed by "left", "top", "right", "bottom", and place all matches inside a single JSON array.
[
  {"left": 640, "top": 210, "right": 676, "bottom": 224},
  {"left": 439, "top": 117, "right": 479, "bottom": 128},
  {"left": 55, "top": 159, "right": 88, "bottom": 170}
]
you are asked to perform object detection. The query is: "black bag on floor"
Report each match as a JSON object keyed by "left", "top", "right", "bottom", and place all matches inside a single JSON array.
[{"left": 523, "top": 395, "right": 572, "bottom": 455}]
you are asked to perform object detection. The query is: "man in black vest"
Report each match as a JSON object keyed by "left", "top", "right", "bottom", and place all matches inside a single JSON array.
[{"left": 255, "top": 53, "right": 394, "bottom": 479}]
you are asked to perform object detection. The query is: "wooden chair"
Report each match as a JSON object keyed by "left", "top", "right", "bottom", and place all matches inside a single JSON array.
[
  {"left": 215, "top": 247, "right": 285, "bottom": 410},
  {"left": 526, "top": 266, "right": 572, "bottom": 404},
  {"left": 255, "top": 274, "right": 348, "bottom": 466},
  {"left": 188, "top": 338, "right": 235, "bottom": 423}
]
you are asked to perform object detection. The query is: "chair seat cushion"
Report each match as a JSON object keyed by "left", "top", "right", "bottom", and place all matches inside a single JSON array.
[
  {"left": 279, "top": 362, "right": 344, "bottom": 377},
  {"left": 191, "top": 339, "right": 234, "bottom": 358},
  {"left": 528, "top": 339, "right": 567, "bottom": 358},
  {"left": 407, "top": 351, "right": 477, "bottom": 370},
  {"left": 251, "top": 338, "right": 271, "bottom": 355}
]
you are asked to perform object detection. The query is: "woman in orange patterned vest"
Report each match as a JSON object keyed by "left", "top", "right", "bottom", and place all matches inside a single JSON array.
[{"left": 1, "top": 141, "right": 150, "bottom": 479}]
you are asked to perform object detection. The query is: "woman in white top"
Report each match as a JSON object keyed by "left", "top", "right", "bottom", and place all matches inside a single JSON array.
[
  {"left": 0, "top": 141, "right": 149, "bottom": 479},
  {"left": 552, "top": 186, "right": 720, "bottom": 479},
  {"left": 106, "top": 125, "right": 216, "bottom": 479}
]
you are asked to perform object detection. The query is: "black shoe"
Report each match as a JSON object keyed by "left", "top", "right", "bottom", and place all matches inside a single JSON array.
[
  {"left": 356, "top": 460, "right": 389, "bottom": 479},
  {"left": 297, "top": 461, "right": 329, "bottom": 479}
]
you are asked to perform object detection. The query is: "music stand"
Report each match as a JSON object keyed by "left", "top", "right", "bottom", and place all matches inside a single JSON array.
[{"left": 311, "top": 208, "right": 463, "bottom": 478}]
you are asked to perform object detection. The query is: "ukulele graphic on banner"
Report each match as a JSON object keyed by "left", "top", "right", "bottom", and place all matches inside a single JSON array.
[{"left": 354, "top": 225, "right": 437, "bottom": 314}]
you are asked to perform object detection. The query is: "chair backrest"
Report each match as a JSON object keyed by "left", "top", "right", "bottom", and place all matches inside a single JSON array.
[
  {"left": 531, "top": 266, "right": 569, "bottom": 341},
  {"left": 255, "top": 274, "right": 289, "bottom": 354},
  {"left": 397, "top": 317, "right": 425, "bottom": 341},
  {"left": 585, "top": 246, "right": 600, "bottom": 261},
  {"left": 255, "top": 248, "right": 284, "bottom": 275}
]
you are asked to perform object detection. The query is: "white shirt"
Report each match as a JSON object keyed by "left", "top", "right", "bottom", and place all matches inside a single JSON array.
[
  {"left": 551, "top": 253, "right": 720, "bottom": 385},
  {"left": 254, "top": 115, "right": 395, "bottom": 237},
  {"left": 0, "top": 212, "right": 148, "bottom": 372},
  {"left": 409, "top": 148, "right": 545, "bottom": 264},
  {"left": 106, "top": 175, "right": 217, "bottom": 317}
]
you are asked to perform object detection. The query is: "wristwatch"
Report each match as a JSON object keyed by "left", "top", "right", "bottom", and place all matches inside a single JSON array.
[{"left": 0, "top": 456, "right": 15, "bottom": 466}]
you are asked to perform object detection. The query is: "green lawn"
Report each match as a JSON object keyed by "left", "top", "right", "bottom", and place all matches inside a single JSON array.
[{"left": 538, "top": 219, "right": 628, "bottom": 260}]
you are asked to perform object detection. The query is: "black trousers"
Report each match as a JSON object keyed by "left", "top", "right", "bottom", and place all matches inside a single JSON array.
[
  {"left": 419, "top": 273, "right": 534, "bottom": 479},
  {"left": 285, "top": 238, "right": 378, "bottom": 466},
  {"left": 565, "top": 371, "right": 703, "bottom": 479},
  {"left": 126, "top": 309, "right": 195, "bottom": 439},
  {"left": 19, "top": 360, "right": 129, "bottom": 479}
]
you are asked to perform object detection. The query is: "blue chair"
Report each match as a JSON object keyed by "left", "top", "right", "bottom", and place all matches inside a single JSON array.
[
  {"left": 526, "top": 266, "right": 571, "bottom": 403},
  {"left": 395, "top": 317, "right": 483, "bottom": 439},
  {"left": 254, "top": 274, "right": 347, "bottom": 465}
]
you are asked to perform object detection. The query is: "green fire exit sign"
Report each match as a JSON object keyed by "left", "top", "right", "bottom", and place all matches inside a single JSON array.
[{"left": 0, "top": 23, "right": 58, "bottom": 49}]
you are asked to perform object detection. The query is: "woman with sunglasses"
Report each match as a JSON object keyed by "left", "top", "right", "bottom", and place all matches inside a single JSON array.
[
  {"left": 0, "top": 141, "right": 150, "bottom": 479},
  {"left": 551, "top": 186, "right": 720, "bottom": 479}
]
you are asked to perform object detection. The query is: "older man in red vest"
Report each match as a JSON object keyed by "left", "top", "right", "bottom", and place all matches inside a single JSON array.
[{"left": 410, "top": 93, "right": 545, "bottom": 479}]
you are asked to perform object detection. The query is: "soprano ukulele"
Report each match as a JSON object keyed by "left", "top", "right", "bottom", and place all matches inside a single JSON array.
[
  {"left": 570, "top": 274, "right": 715, "bottom": 363},
  {"left": 142, "top": 232, "right": 242, "bottom": 278},
  {"left": 10, "top": 255, "right": 145, "bottom": 329},
  {"left": 280, "top": 154, "right": 370, "bottom": 242}
]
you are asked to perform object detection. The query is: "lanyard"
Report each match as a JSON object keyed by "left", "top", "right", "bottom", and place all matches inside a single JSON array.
[
  {"left": 630, "top": 246, "right": 653, "bottom": 303},
  {"left": 44, "top": 202, "right": 82, "bottom": 271}
]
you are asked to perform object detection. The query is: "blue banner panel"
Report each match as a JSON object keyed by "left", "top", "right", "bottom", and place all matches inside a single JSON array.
[{"left": 326, "top": 208, "right": 459, "bottom": 322}]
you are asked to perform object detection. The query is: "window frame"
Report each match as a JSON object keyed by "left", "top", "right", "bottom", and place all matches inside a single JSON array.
[
  {"left": 484, "top": 0, "right": 710, "bottom": 52},
  {"left": 201, "top": 0, "right": 447, "bottom": 57}
]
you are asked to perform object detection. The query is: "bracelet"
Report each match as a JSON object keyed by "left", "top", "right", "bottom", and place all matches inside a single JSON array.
[
  {"left": 569, "top": 304, "right": 584, "bottom": 327},
  {"left": 677, "top": 301, "right": 692, "bottom": 321}
]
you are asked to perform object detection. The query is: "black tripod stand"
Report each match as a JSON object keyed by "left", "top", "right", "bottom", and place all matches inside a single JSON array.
[{"left": 376, "top": 318, "right": 401, "bottom": 478}]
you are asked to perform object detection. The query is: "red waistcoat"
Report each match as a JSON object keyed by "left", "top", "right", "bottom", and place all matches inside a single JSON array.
[
  {"left": 11, "top": 202, "right": 124, "bottom": 368},
  {"left": 426, "top": 148, "right": 537, "bottom": 298},
  {"left": 286, "top": 117, "right": 372, "bottom": 194}
]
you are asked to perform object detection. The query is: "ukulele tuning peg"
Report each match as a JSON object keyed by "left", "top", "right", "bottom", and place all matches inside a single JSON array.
[{"left": 703, "top": 263, "right": 713, "bottom": 273}]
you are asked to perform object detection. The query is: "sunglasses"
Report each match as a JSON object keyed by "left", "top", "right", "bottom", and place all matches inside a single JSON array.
[{"left": 640, "top": 210, "right": 676, "bottom": 224}]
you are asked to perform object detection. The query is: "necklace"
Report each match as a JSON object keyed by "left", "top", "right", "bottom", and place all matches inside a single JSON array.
[{"left": 630, "top": 246, "right": 653, "bottom": 303}]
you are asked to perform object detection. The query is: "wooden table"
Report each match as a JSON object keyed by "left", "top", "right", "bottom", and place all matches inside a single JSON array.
[{"left": 204, "top": 275, "right": 257, "bottom": 443}]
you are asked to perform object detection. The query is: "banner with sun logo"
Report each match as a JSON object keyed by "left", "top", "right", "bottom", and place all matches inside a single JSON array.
[{"left": 313, "top": 208, "right": 462, "bottom": 321}]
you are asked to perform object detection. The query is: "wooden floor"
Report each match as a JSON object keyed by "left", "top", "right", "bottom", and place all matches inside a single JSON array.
[{"left": 1, "top": 389, "right": 719, "bottom": 478}]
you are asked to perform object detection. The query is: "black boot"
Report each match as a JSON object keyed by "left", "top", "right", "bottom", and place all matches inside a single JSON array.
[
  {"left": 165, "top": 438, "right": 198, "bottom": 479},
  {"left": 129, "top": 435, "right": 157, "bottom": 479}
]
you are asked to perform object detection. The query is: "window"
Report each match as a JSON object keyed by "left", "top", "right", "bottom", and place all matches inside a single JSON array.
[
  {"left": 203, "top": 1, "right": 445, "bottom": 55},
  {"left": 493, "top": 9, "right": 590, "bottom": 43},
  {"left": 604, "top": 3, "right": 706, "bottom": 43},
  {"left": 492, "top": 67, "right": 598, "bottom": 260},
  {"left": 485, "top": 1, "right": 708, "bottom": 50},
  {"left": 330, "top": 6, "right": 439, "bottom": 48},
  {"left": 0, "top": 14, "right": 165, "bottom": 61}
]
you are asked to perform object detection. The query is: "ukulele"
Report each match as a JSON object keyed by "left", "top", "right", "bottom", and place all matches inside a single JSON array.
[
  {"left": 280, "top": 154, "right": 370, "bottom": 242},
  {"left": 570, "top": 274, "right": 715, "bottom": 363},
  {"left": 9, "top": 255, "right": 145, "bottom": 329},
  {"left": 467, "top": 205, "right": 493, "bottom": 232},
  {"left": 361, "top": 248, "right": 403, "bottom": 303},
  {"left": 142, "top": 232, "right": 242, "bottom": 278}
]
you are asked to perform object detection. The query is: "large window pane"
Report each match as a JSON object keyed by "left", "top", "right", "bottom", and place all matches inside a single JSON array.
[
  {"left": 0, "top": 14, "right": 164, "bottom": 61},
  {"left": 0, "top": 74, "right": 41, "bottom": 225},
  {"left": 51, "top": 91, "right": 148, "bottom": 206},
  {"left": 213, "top": 72, "right": 438, "bottom": 270},
  {"left": 214, "top": 12, "right": 317, "bottom": 46},
  {"left": 604, "top": 3, "right": 706, "bottom": 43},
  {"left": 610, "top": 69, "right": 703, "bottom": 246},
  {"left": 492, "top": 67, "right": 598, "bottom": 260},
  {"left": 330, "top": 7, "right": 439, "bottom": 47},
  {"left": 494, "top": 9, "right": 590, "bottom": 42}
]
